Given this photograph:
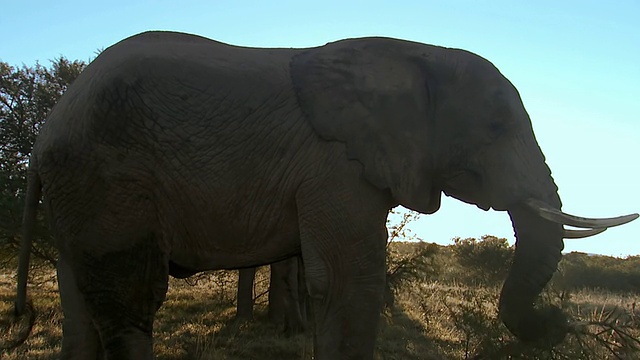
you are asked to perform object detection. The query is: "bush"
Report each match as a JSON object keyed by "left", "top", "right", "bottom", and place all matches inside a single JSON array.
[
  {"left": 451, "top": 235, "right": 513, "bottom": 286},
  {"left": 385, "top": 209, "right": 441, "bottom": 307},
  {"left": 553, "top": 252, "right": 640, "bottom": 293},
  {"left": 386, "top": 241, "right": 440, "bottom": 307}
]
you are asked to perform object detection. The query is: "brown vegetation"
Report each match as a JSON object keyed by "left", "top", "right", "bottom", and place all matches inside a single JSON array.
[{"left": 1, "top": 239, "right": 638, "bottom": 359}]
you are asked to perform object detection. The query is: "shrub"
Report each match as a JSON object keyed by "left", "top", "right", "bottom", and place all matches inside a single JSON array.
[{"left": 451, "top": 235, "right": 513, "bottom": 286}]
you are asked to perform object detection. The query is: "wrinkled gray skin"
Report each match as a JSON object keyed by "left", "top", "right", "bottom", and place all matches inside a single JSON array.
[
  {"left": 14, "top": 31, "right": 605, "bottom": 359},
  {"left": 236, "top": 257, "right": 307, "bottom": 334}
]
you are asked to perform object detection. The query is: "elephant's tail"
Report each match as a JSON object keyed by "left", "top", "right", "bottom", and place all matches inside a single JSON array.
[
  {"left": 4, "top": 166, "right": 41, "bottom": 348},
  {"left": 15, "top": 167, "right": 40, "bottom": 316}
]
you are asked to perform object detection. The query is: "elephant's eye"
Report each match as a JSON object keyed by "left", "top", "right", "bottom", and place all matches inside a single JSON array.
[{"left": 487, "top": 121, "right": 506, "bottom": 139}]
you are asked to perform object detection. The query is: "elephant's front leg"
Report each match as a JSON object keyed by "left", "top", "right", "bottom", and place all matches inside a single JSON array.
[{"left": 298, "top": 186, "right": 389, "bottom": 359}]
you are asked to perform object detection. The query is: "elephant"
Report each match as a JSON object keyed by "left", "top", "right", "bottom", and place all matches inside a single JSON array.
[
  {"left": 235, "top": 256, "right": 307, "bottom": 334},
  {"left": 168, "top": 254, "right": 307, "bottom": 333},
  {"left": 235, "top": 267, "right": 257, "bottom": 321},
  {"left": 13, "top": 31, "right": 637, "bottom": 359}
]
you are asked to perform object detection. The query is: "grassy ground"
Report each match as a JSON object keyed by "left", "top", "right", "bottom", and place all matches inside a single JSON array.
[{"left": 1, "top": 263, "right": 638, "bottom": 359}]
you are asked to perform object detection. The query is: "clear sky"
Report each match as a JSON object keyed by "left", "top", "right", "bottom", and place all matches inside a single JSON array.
[{"left": 1, "top": 1, "right": 638, "bottom": 256}]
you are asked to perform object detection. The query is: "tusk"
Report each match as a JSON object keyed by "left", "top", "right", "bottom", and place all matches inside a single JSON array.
[
  {"left": 563, "top": 227, "right": 607, "bottom": 239},
  {"left": 526, "top": 199, "right": 639, "bottom": 229}
]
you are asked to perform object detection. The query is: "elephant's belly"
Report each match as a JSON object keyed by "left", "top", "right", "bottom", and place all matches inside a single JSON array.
[
  {"left": 165, "top": 201, "right": 302, "bottom": 272},
  {"left": 168, "top": 238, "right": 302, "bottom": 273},
  {"left": 168, "top": 261, "right": 198, "bottom": 278}
]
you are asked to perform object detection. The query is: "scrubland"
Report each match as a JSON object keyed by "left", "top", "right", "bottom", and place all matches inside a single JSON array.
[{"left": 1, "top": 241, "right": 639, "bottom": 359}]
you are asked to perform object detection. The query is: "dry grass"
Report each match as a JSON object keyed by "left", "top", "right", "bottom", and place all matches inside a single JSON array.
[{"left": 0, "top": 264, "right": 638, "bottom": 359}]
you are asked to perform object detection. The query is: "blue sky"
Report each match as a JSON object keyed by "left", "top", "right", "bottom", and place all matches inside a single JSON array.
[{"left": 1, "top": 1, "right": 638, "bottom": 256}]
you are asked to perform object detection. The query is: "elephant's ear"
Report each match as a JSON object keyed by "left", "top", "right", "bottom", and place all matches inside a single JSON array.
[{"left": 290, "top": 40, "right": 441, "bottom": 213}]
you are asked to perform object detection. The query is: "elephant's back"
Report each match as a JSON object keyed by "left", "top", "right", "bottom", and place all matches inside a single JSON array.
[
  {"left": 96, "top": 31, "right": 301, "bottom": 88},
  {"left": 32, "top": 31, "right": 328, "bottom": 210},
  {"left": 33, "top": 31, "right": 304, "bottom": 161}
]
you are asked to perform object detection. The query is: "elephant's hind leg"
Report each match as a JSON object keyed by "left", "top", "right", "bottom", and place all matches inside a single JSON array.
[
  {"left": 236, "top": 267, "right": 257, "bottom": 321},
  {"left": 57, "top": 254, "right": 104, "bottom": 360},
  {"left": 71, "top": 234, "right": 169, "bottom": 360}
]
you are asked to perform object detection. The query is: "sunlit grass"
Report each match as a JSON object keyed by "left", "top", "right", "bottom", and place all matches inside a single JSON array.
[{"left": 0, "top": 254, "right": 638, "bottom": 359}]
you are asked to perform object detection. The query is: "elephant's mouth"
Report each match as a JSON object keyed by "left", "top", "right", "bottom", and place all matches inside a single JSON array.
[{"left": 499, "top": 199, "right": 637, "bottom": 344}]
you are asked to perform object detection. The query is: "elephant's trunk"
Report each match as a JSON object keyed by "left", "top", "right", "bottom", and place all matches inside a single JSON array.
[
  {"left": 500, "top": 200, "right": 567, "bottom": 344},
  {"left": 500, "top": 197, "right": 638, "bottom": 343}
]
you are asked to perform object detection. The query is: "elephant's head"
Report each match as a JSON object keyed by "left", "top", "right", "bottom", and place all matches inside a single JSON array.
[{"left": 291, "top": 37, "right": 638, "bottom": 344}]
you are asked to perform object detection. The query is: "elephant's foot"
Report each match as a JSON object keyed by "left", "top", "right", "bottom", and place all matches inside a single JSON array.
[
  {"left": 284, "top": 316, "right": 306, "bottom": 336},
  {"left": 60, "top": 319, "right": 104, "bottom": 360},
  {"left": 98, "top": 329, "right": 155, "bottom": 360},
  {"left": 234, "top": 311, "right": 254, "bottom": 323}
]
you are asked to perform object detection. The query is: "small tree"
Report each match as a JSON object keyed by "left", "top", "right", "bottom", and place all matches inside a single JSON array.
[
  {"left": 452, "top": 235, "right": 513, "bottom": 286},
  {"left": 385, "top": 208, "right": 440, "bottom": 307}
]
